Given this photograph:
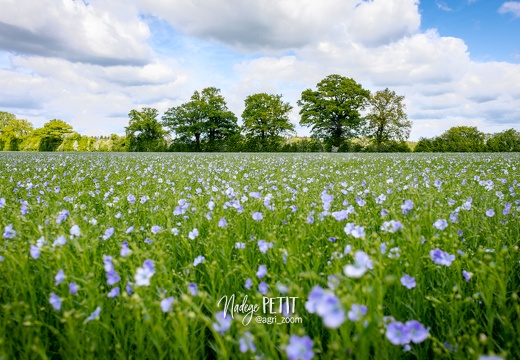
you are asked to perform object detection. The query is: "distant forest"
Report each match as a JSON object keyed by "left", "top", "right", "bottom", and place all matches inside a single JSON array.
[{"left": 1, "top": 74, "right": 519, "bottom": 153}]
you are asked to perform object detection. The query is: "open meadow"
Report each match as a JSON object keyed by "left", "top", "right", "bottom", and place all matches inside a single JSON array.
[{"left": 0, "top": 152, "right": 519, "bottom": 359}]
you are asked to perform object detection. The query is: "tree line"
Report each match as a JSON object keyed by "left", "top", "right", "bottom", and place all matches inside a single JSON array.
[{"left": 1, "top": 74, "right": 518, "bottom": 153}]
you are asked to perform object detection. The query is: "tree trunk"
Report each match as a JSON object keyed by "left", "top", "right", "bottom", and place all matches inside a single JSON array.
[{"left": 195, "top": 133, "right": 201, "bottom": 151}]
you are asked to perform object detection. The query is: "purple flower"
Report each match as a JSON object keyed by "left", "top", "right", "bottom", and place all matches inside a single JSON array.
[
  {"left": 344, "top": 223, "right": 365, "bottom": 238},
  {"left": 188, "top": 228, "right": 199, "bottom": 240},
  {"left": 327, "top": 275, "right": 339, "bottom": 290},
  {"left": 127, "top": 194, "right": 136, "bottom": 204},
  {"left": 102, "top": 227, "right": 114, "bottom": 240},
  {"left": 3, "top": 224, "right": 16, "bottom": 239},
  {"left": 107, "top": 287, "right": 120, "bottom": 298},
  {"left": 126, "top": 281, "right": 133, "bottom": 295},
  {"left": 49, "top": 293, "right": 62, "bottom": 311},
  {"left": 344, "top": 251, "right": 373, "bottom": 278},
  {"left": 30, "top": 245, "right": 40, "bottom": 259},
  {"left": 450, "top": 212, "right": 459, "bottom": 223},
  {"left": 120, "top": 241, "right": 131, "bottom": 257},
  {"left": 85, "top": 307, "right": 101, "bottom": 323},
  {"left": 56, "top": 210, "right": 69, "bottom": 224},
  {"left": 258, "top": 282, "right": 268, "bottom": 295},
  {"left": 286, "top": 335, "right": 314, "bottom": 360},
  {"left": 406, "top": 320, "right": 429, "bottom": 343},
  {"left": 106, "top": 270, "right": 121, "bottom": 286},
  {"left": 235, "top": 242, "right": 246, "bottom": 249},
  {"left": 69, "top": 282, "right": 78, "bottom": 295},
  {"left": 401, "top": 274, "right": 416, "bottom": 289},
  {"left": 55, "top": 269, "right": 65, "bottom": 286},
  {"left": 188, "top": 283, "right": 198, "bottom": 296},
  {"left": 135, "top": 260, "right": 155, "bottom": 286},
  {"left": 386, "top": 321, "right": 410, "bottom": 345},
  {"left": 401, "top": 200, "right": 414, "bottom": 215},
  {"left": 239, "top": 331, "right": 256, "bottom": 353},
  {"left": 381, "top": 220, "right": 403, "bottom": 233},
  {"left": 256, "top": 265, "right": 267, "bottom": 278},
  {"left": 252, "top": 212, "right": 263, "bottom": 221},
  {"left": 485, "top": 209, "right": 495, "bottom": 217},
  {"left": 244, "top": 278, "right": 253, "bottom": 290},
  {"left": 331, "top": 210, "right": 349, "bottom": 221},
  {"left": 305, "top": 286, "right": 345, "bottom": 328},
  {"left": 151, "top": 225, "right": 162, "bottom": 234},
  {"left": 193, "top": 255, "right": 205, "bottom": 266},
  {"left": 347, "top": 304, "right": 367, "bottom": 322},
  {"left": 218, "top": 218, "right": 228, "bottom": 227},
  {"left": 103, "top": 255, "right": 114, "bottom": 272},
  {"left": 53, "top": 235, "right": 66, "bottom": 247},
  {"left": 258, "top": 240, "right": 273, "bottom": 254},
  {"left": 161, "top": 296, "right": 175, "bottom": 312},
  {"left": 213, "top": 311, "right": 231, "bottom": 335},
  {"left": 433, "top": 219, "right": 448, "bottom": 231},
  {"left": 430, "top": 248, "right": 455, "bottom": 266},
  {"left": 0, "top": 198, "right": 5, "bottom": 208},
  {"left": 70, "top": 225, "right": 81, "bottom": 237},
  {"left": 462, "top": 270, "right": 472, "bottom": 282},
  {"left": 126, "top": 226, "right": 134, "bottom": 234}
]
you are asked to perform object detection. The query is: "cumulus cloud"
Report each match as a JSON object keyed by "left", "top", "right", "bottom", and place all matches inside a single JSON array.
[
  {"left": 0, "top": 0, "right": 519, "bottom": 140},
  {"left": 0, "top": 0, "right": 152, "bottom": 66},
  {"left": 137, "top": 0, "right": 421, "bottom": 51},
  {"left": 498, "top": 2, "right": 520, "bottom": 17}
]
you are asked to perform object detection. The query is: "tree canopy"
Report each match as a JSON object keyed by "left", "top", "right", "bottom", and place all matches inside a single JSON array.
[
  {"left": 298, "top": 74, "right": 370, "bottom": 148},
  {"left": 126, "top": 108, "right": 166, "bottom": 152},
  {"left": 242, "top": 93, "right": 294, "bottom": 146},
  {"left": 35, "top": 119, "right": 74, "bottom": 151},
  {"left": 162, "top": 87, "right": 238, "bottom": 150},
  {"left": 365, "top": 88, "right": 411, "bottom": 146}
]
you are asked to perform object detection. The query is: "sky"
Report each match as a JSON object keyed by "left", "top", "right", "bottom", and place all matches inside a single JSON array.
[{"left": 0, "top": 0, "right": 519, "bottom": 141}]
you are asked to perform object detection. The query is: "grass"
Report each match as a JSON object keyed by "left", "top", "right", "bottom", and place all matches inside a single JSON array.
[{"left": 0, "top": 152, "right": 519, "bottom": 359}]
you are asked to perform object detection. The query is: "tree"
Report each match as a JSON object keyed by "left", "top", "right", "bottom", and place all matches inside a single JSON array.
[
  {"left": 486, "top": 129, "right": 520, "bottom": 152},
  {"left": 440, "top": 126, "right": 486, "bottom": 152},
  {"left": 0, "top": 112, "right": 34, "bottom": 151},
  {"left": 196, "top": 87, "right": 238, "bottom": 146},
  {"left": 126, "top": 108, "right": 166, "bottom": 152},
  {"left": 242, "top": 93, "right": 294, "bottom": 147},
  {"left": 365, "top": 88, "right": 412, "bottom": 146},
  {"left": 36, "top": 119, "right": 74, "bottom": 151},
  {"left": 298, "top": 74, "right": 370, "bottom": 148},
  {"left": 162, "top": 87, "right": 238, "bottom": 151}
]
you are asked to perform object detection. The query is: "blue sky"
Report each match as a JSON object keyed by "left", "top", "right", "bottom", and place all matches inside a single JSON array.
[
  {"left": 0, "top": 0, "right": 519, "bottom": 140},
  {"left": 420, "top": 0, "right": 520, "bottom": 63}
]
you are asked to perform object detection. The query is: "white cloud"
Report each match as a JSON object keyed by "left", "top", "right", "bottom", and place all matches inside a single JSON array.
[
  {"left": 346, "top": 0, "right": 420, "bottom": 46},
  {"left": 136, "top": 0, "right": 421, "bottom": 51},
  {"left": 499, "top": 2, "right": 520, "bottom": 17},
  {"left": 0, "top": 0, "right": 519, "bottom": 141},
  {"left": 0, "top": 0, "right": 152, "bottom": 65}
]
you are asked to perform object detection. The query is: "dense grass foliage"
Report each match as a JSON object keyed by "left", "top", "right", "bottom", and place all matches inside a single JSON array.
[{"left": 0, "top": 153, "right": 519, "bottom": 359}]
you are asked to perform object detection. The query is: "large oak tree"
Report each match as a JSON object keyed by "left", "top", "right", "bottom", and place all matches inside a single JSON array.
[{"left": 298, "top": 74, "right": 370, "bottom": 148}]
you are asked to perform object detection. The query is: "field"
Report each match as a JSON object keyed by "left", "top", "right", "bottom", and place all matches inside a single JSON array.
[{"left": 0, "top": 152, "right": 519, "bottom": 359}]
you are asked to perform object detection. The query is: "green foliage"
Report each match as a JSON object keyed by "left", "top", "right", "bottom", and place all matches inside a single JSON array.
[
  {"left": 0, "top": 153, "right": 519, "bottom": 359},
  {"left": 365, "top": 88, "right": 412, "bottom": 146},
  {"left": 126, "top": 108, "right": 167, "bottom": 152},
  {"left": 298, "top": 74, "right": 370, "bottom": 148},
  {"left": 415, "top": 126, "right": 487, "bottom": 153},
  {"left": 487, "top": 129, "right": 520, "bottom": 152},
  {"left": 162, "top": 87, "right": 238, "bottom": 151},
  {"left": 35, "top": 119, "right": 74, "bottom": 151},
  {"left": 363, "top": 140, "right": 411, "bottom": 153},
  {"left": 241, "top": 93, "right": 294, "bottom": 147},
  {"left": 0, "top": 117, "right": 34, "bottom": 151}
]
